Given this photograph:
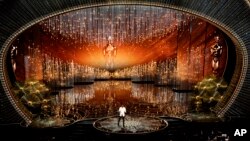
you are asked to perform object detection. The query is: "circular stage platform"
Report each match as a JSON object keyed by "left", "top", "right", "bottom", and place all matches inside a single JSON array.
[{"left": 93, "top": 115, "right": 168, "bottom": 134}]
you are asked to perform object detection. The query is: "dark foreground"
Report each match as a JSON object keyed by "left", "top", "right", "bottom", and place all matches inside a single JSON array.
[{"left": 1, "top": 117, "right": 249, "bottom": 141}]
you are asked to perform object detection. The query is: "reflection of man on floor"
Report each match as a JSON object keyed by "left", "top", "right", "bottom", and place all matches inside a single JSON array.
[{"left": 118, "top": 105, "right": 126, "bottom": 127}]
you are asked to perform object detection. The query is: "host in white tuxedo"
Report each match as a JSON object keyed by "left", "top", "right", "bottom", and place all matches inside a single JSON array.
[{"left": 118, "top": 105, "right": 126, "bottom": 127}]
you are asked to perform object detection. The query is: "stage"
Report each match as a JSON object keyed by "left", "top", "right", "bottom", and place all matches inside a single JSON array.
[{"left": 93, "top": 115, "right": 168, "bottom": 134}]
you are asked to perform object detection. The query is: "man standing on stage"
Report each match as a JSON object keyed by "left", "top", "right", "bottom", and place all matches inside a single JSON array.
[{"left": 118, "top": 104, "right": 126, "bottom": 128}]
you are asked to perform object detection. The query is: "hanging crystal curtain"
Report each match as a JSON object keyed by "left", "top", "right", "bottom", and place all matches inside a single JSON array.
[
  {"left": 130, "top": 61, "right": 156, "bottom": 82},
  {"left": 42, "top": 54, "right": 74, "bottom": 88},
  {"left": 155, "top": 58, "right": 177, "bottom": 86},
  {"left": 11, "top": 5, "right": 227, "bottom": 91},
  {"left": 74, "top": 64, "right": 95, "bottom": 83}
]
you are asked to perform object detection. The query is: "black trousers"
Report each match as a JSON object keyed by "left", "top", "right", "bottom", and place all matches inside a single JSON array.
[{"left": 118, "top": 116, "right": 125, "bottom": 127}]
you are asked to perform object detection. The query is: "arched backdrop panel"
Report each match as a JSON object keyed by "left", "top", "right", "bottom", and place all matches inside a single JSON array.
[{"left": 0, "top": 0, "right": 249, "bottom": 125}]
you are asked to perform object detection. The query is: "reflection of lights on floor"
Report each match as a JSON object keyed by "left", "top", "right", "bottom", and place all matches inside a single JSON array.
[
  {"left": 30, "top": 117, "right": 72, "bottom": 128},
  {"left": 49, "top": 81, "right": 191, "bottom": 125},
  {"left": 14, "top": 78, "right": 227, "bottom": 128}
]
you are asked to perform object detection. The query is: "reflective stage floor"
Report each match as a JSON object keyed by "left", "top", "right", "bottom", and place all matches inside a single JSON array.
[
  {"left": 30, "top": 80, "right": 201, "bottom": 128},
  {"left": 4, "top": 81, "right": 248, "bottom": 140}
]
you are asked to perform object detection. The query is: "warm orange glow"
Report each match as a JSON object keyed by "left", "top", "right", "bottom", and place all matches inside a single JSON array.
[
  {"left": 11, "top": 5, "right": 227, "bottom": 81},
  {"left": 73, "top": 41, "right": 177, "bottom": 69}
]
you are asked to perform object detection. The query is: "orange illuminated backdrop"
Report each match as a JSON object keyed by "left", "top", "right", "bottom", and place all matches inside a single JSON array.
[{"left": 10, "top": 5, "right": 227, "bottom": 83}]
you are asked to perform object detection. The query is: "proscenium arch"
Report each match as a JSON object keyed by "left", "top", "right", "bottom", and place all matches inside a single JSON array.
[{"left": 0, "top": 0, "right": 248, "bottom": 125}]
